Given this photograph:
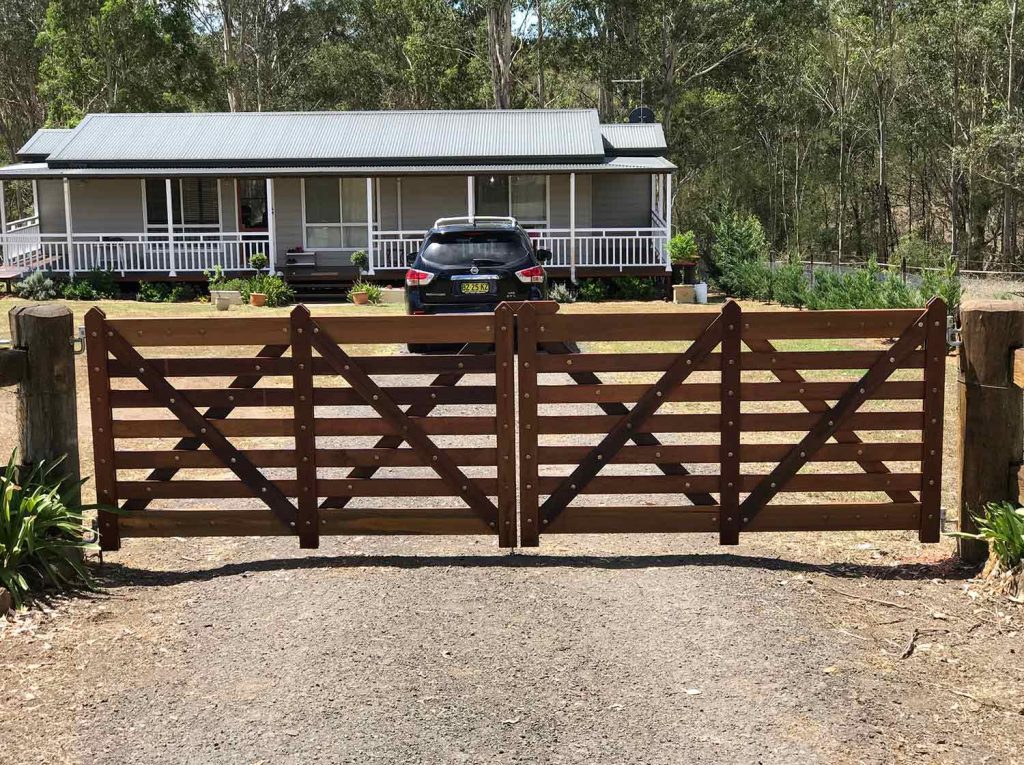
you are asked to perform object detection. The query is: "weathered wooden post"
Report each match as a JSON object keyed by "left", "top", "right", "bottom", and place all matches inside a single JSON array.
[
  {"left": 957, "top": 300, "right": 1024, "bottom": 563},
  {"left": 8, "top": 304, "right": 81, "bottom": 502}
]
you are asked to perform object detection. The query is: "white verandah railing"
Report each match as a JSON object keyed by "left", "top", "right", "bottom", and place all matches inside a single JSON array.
[
  {"left": 0, "top": 231, "right": 271, "bottom": 276},
  {"left": 370, "top": 227, "right": 670, "bottom": 273}
]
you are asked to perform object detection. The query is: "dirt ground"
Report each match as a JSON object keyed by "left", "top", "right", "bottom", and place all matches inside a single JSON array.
[{"left": 1, "top": 297, "right": 1022, "bottom": 764}]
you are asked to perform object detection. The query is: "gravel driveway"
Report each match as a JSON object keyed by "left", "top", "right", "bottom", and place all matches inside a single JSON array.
[{"left": 2, "top": 531, "right": 1022, "bottom": 765}]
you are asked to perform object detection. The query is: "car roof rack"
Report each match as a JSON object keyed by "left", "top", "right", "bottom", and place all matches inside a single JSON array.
[{"left": 433, "top": 215, "right": 518, "bottom": 228}]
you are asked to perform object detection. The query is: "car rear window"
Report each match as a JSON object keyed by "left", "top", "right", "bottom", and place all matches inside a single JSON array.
[{"left": 420, "top": 230, "right": 531, "bottom": 268}]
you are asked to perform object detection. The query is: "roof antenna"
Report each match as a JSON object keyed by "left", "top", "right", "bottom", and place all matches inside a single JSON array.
[{"left": 613, "top": 77, "right": 654, "bottom": 123}]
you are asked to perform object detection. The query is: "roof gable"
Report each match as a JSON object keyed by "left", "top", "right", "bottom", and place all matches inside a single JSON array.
[
  {"left": 600, "top": 123, "right": 667, "bottom": 155},
  {"left": 46, "top": 110, "right": 608, "bottom": 168},
  {"left": 17, "top": 129, "right": 74, "bottom": 161}
]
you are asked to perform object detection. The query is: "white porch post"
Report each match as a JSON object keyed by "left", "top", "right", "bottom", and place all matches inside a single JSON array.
[
  {"left": 266, "top": 177, "right": 277, "bottom": 273},
  {"left": 569, "top": 172, "right": 577, "bottom": 283},
  {"left": 366, "top": 176, "right": 375, "bottom": 274},
  {"left": 0, "top": 180, "right": 7, "bottom": 265},
  {"left": 397, "top": 177, "right": 404, "bottom": 230},
  {"left": 467, "top": 175, "right": 475, "bottom": 222},
  {"left": 664, "top": 173, "right": 673, "bottom": 271},
  {"left": 63, "top": 178, "right": 75, "bottom": 277},
  {"left": 31, "top": 179, "right": 39, "bottom": 218},
  {"left": 164, "top": 179, "right": 176, "bottom": 276}
]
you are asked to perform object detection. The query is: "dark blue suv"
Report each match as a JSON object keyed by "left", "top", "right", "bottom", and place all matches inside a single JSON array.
[{"left": 405, "top": 217, "right": 550, "bottom": 318}]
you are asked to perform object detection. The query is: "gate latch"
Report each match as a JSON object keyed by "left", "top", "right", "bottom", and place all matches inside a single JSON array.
[{"left": 72, "top": 326, "right": 87, "bottom": 355}]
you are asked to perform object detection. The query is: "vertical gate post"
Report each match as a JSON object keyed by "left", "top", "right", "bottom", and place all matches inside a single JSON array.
[
  {"left": 720, "top": 300, "right": 741, "bottom": 545},
  {"left": 84, "top": 308, "right": 119, "bottom": 549},
  {"left": 9, "top": 304, "right": 81, "bottom": 504},
  {"left": 919, "top": 298, "right": 947, "bottom": 542},
  {"left": 517, "top": 303, "right": 540, "bottom": 546},
  {"left": 957, "top": 300, "right": 1024, "bottom": 563},
  {"left": 494, "top": 304, "right": 518, "bottom": 548},
  {"left": 290, "top": 305, "right": 319, "bottom": 548}
]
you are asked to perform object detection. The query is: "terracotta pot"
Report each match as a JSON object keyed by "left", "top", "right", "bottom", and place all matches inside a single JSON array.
[
  {"left": 249, "top": 292, "right": 267, "bottom": 307},
  {"left": 351, "top": 291, "right": 370, "bottom": 305}
]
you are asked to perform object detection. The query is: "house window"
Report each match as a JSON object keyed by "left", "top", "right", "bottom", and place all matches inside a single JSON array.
[
  {"left": 475, "top": 175, "right": 547, "bottom": 227},
  {"left": 145, "top": 178, "right": 220, "bottom": 228},
  {"left": 303, "top": 177, "right": 369, "bottom": 250},
  {"left": 238, "top": 179, "right": 268, "bottom": 231}
]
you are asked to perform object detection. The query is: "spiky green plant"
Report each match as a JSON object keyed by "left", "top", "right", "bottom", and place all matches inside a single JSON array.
[
  {"left": 0, "top": 453, "right": 98, "bottom": 609},
  {"left": 950, "top": 502, "right": 1024, "bottom": 570}
]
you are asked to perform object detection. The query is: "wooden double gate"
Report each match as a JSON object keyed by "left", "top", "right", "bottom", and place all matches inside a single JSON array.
[{"left": 85, "top": 298, "right": 946, "bottom": 551}]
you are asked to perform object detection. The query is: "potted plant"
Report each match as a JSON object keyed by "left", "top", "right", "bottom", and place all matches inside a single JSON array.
[
  {"left": 667, "top": 231, "right": 699, "bottom": 284},
  {"left": 351, "top": 250, "right": 368, "bottom": 273},
  {"left": 350, "top": 289, "right": 370, "bottom": 305},
  {"left": 250, "top": 291, "right": 267, "bottom": 307}
]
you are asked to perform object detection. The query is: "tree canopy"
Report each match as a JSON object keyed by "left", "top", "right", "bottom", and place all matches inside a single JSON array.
[{"left": 2, "top": 0, "right": 1023, "bottom": 270}]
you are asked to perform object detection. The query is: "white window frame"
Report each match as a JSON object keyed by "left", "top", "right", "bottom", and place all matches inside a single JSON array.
[
  {"left": 476, "top": 174, "right": 549, "bottom": 229},
  {"left": 143, "top": 178, "right": 222, "bottom": 234},
  {"left": 301, "top": 177, "right": 372, "bottom": 251}
]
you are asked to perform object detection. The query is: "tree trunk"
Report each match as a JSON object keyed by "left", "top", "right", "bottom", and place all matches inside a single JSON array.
[
  {"left": 487, "top": 1, "right": 513, "bottom": 109},
  {"left": 1003, "top": 0, "right": 1020, "bottom": 266},
  {"left": 536, "top": 0, "right": 545, "bottom": 106},
  {"left": 221, "top": 0, "right": 241, "bottom": 111}
]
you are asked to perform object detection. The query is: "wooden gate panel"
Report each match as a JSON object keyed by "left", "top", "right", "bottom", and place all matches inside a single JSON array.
[
  {"left": 520, "top": 299, "right": 945, "bottom": 544},
  {"left": 86, "top": 308, "right": 513, "bottom": 549}
]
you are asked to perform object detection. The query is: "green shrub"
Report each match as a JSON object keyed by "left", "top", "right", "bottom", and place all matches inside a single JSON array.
[
  {"left": 770, "top": 262, "right": 808, "bottom": 307},
  {"left": 15, "top": 270, "right": 59, "bottom": 301},
  {"left": 576, "top": 279, "right": 610, "bottom": 302},
  {"left": 0, "top": 452, "right": 97, "bottom": 609},
  {"left": 247, "top": 273, "right": 294, "bottom": 307},
  {"left": 348, "top": 279, "right": 383, "bottom": 304},
  {"left": 612, "top": 276, "right": 660, "bottom": 301},
  {"left": 351, "top": 250, "right": 369, "bottom": 271},
  {"left": 892, "top": 236, "right": 944, "bottom": 270},
  {"left": 951, "top": 502, "right": 1024, "bottom": 570},
  {"left": 707, "top": 210, "right": 770, "bottom": 297},
  {"left": 668, "top": 231, "right": 698, "bottom": 265},
  {"left": 135, "top": 282, "right": 197, "bottom": 303},
  {"left": 249, "top": 252, "right": 269, "bottom": 271},
  {"left": 548, "top": 281, "right": 576, "bottom": 303},
  {"left": 61, "top": 268, "right": 118, "bottom": 301}
]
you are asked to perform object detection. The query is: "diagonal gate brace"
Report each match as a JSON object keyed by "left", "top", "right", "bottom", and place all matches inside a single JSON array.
[
  {"left": 540, "top": 311, "right": 726, "bottom": 527},
  {"left": 104, "top": 326, "right": 299, "bottom": 531},
  {"left": 309, "top": 319, "right": 499, "bottom": 528},
  {"left": 739, "top": 307, "right": 929, "bottom": 526}
]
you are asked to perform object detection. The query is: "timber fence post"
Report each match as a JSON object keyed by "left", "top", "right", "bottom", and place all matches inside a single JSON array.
[
  {"left": 9, "top": 304, "right": 81, "bottom": 503},
  {"left": 957, "top": 300, "right": 1024, "bottom": 564}
]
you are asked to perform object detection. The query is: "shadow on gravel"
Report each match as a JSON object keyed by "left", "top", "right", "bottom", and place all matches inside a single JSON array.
[{"left": 95, "top": 552, "right": 973, "bottom": 589}]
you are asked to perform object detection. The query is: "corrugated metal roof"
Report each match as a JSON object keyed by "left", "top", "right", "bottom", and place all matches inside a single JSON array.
[
  {"left": 46, "top": 110, "right": 607, "bottom": 167},
  {"left": 16, "top": 129, "right": 73, "bottom": 160},
  {"left": 0, "top": 155, "right": 675, "bottom": 180},
  {"left": 600, "top": 123, "right": 667, "bottom": 153}
]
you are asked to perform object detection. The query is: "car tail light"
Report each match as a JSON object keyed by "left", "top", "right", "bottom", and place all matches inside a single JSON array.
[
  {"left": 515, "top": 265, "right": 545, "bottom": 284},
  {"left": 405, "top": 268, "right": 434, "bottom": 287}
]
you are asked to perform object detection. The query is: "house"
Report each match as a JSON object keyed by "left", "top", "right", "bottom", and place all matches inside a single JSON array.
[{"left": 0, "top": 109, "right": 675, "bottom": 286}]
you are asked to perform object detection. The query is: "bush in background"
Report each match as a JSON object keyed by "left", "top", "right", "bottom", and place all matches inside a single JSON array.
[
  {"left": 611, "top": 276, "right": 661, "bottom": 301},
  {"left": 548, "top": 281, "right": 576, "bottom": 303},
  {"left": 137, "top": 282, "right": 196, "bottom": 303},
  {"left": 350, "top": 250, "right": 369, "bottom": 272},
  {"left": 576, "top": 279, "right": 610, "bottom": 302},
  {"left": 15, "top": 270, "right": 59, "bottom": 301},
  {"left": 0, "top": 452, "right": 97, "bottom": 609},
  {"left": 61, "top": 268, "right": 119, "bottom": 301}
]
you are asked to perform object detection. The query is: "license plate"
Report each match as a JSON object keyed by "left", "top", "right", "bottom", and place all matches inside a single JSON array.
[{"left": 460, "top": 281, "right": 490, "bottom": 294}]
